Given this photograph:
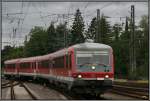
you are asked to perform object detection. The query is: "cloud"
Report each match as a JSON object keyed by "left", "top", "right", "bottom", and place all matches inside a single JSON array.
[{"left": 2, "top": 2, "right": 148, "bottom": 49}]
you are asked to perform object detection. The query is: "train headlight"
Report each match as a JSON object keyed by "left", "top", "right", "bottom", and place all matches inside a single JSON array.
[
  {"left": 105, "top": 75, "right": 109, "bottom": 78},
  {"left": 78, "top": 75, "right": 82, "bottom": 78},
  {"left": 92, "top": 66, "right": 96, "bottom": 70}
]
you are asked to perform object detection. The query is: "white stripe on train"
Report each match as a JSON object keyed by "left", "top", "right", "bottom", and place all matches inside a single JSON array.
[{"left": 4, "top": 72, "right": 114, "bottom": 82}]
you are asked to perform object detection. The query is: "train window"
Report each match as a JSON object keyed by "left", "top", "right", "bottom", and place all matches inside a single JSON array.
[
  {"left": 38, "top": 62, "right": 41, "bottom": 67},
  {"left": 7, "top": 64, "right": 15, "bottom": 68},
  {"left": 53, "top": 56, "right": 64, "bottom": 68},
  {"left": 6, "top": 65, "right": 7, "bottom": 68},
  {"left": 32, "top": 62, "right": 36, "bottom": 68},
  {"left": 31, "top": 62, "right": 34, "bottom": 69},
  {"left": 20, "top": 62, "right": 30, "bottom": 68},
  {"left": 41, "top": 60, "right": 49, "bottom": 68}
]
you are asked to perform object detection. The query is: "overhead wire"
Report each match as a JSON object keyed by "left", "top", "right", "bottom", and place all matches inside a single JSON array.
[
  {"left": 2, "top": 2, "right": 147, "bottom": 48},
  {"left": 31, "top": 3, "right": 47, "bottom": 27},
  {"left": 20, "top": 2, "right": 30, "bottom": 39}
]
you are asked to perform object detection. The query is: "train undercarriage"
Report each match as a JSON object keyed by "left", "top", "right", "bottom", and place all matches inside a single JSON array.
[{"left": 4, "top": 73, "right": 113, "bottom": 97}]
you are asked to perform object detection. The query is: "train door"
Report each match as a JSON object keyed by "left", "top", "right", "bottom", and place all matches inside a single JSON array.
[
  {"left": 16, "top": 63, "right": 19, "bottom": 76},
  {"left": 30, "top": 62, "right": 33, "bottom": 73},
  {"left": 67, "top": 51, "right": 72, "bottom": 76},
  {"left": 32, "top": 62, "right": 35, "bottom": 73},
  {"left": 70, "top": 49, "right": 75, "bottom": 73},
  {"left": 49, "top": 58, "right": 53, "bottom": 75},
  {"left": 36, "top": 61, "right": 39, "bottom": 74}
]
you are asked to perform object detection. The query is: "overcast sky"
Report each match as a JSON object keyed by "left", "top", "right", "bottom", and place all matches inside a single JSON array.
[{"left": 2, "top": 2, "right": 148, "bottom": 49}]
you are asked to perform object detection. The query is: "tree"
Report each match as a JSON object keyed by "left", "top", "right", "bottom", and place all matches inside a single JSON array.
[
  {"left": 2, "top": 46, "right": 24, "bottom": 68},
  {"left": 119, "top": 17, "right": 130, "bottom": 78},
  {"left": 111, "top": 23, "right": 127, "bottom": 78},
  {"left": 46, "top": 23, "right": 58, "bottom": 53},
  {"left": 70, "top": 9, "right": 85, "bottom": 45},
  {"left": 136, "top": 15, "right": 148, "bottom": 79},
  {"left": 24, "top": 26, "right": 47, "bottom": 57},
  {"left": 86, "top": 15, "right": 112, "bottom": 44},
  {"left": 112, "top": 24, "right": 122, "bottom": 41},
  {"left": 99, "top": 14, "right": 112, "bottom": 44},
  {"left": 2, "top": 46, "right": 13, "bottom": 68},
  {"left": 55, "top": 23, "right": 67, "bottom": 49},
  {"left": 86, "top": 17, "right": 97, "bottom": 40}
]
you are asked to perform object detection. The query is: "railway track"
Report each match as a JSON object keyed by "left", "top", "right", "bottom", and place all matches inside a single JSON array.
[
  {"left": 109, "top": 83, "right": 149, "bottom": 100},
  {"left": 45, "top": 83, "right": 86, "bottom": 100},
  {"left": 2, "top": 80, "right": 37, "bottom": 100},
  {"left": 46, "top": 83, "right": 105, "bottom": 100},
  {"left": 2, "top": 81, "right": 11, "bottom": 86},
  {"left": 33, "top": 80, "right": 104, "bottom": 100},
  {"left": 10, "top": 81, "right": 15, "bottom": 100},
  {"left": 19, "top": 82, "right": 37, "bottom": 100},
  {"left": 2, "top": 81, "right": 20, "bottom": 89},
  {"left": 2, "top": 79, "right": 149, "bottom": 100}
]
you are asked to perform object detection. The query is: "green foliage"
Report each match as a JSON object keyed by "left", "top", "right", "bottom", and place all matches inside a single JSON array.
[
  {"left": 1, "top": 46, "right": 24, "bottom": 68},
  {"left": 70, "top": 9, "right": 85, "bottom": 45},
  {"left": 46, "top": 23, "right": 57, "bottom": 53},
  {"left": 24, "top": 23, "right": 68, "bottom": 57},
  {"left": 24, "top": 26, "right": 48, "bottom": 57},
  {"left": 55, "top": 23, "right": 67, "bottom": 49},
  {"left": 136, "top": 15, "right": 148, "bottom": 79},
  {"left": 86, "top": 15, "right": 112, "bottom": 44},
  {"left": 112, "top": 24, "right": 122, "bottom": 41},
  {"left": 2, "top": 46, "right": 13, "bottom": 68},
  {"left": 86, "top": 17, "right": 97, "bottom": 40},
  {"left": 99, "top": 14, "right": 112, "bottom": 44},
  {"left": 110, "top": 18, "right": 130, "bottom": 79}
]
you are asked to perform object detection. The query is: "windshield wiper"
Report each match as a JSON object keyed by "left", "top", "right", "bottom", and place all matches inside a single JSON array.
[
  {"left": 79, "top": 63, "right": 109, "bottom": 67},
  {"left": 79, "top": 62, "right": 92, "bottom": 67},
  {"left": 97, "top": 63, "right": 109, "bottom": 67}
]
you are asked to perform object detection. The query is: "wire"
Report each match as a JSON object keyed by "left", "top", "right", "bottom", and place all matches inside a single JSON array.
[
  {"left": 100, "top": 2, "right": 112, "bottom": 10},
  {"left": 31, "top": 3, "right": 47, "bottom": 27},
  {"left": 19, "top": 2, "right": 30, "bottom": 41}
]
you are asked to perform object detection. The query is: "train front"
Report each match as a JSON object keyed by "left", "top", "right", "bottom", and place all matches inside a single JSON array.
[{"left": 71, "top": 42, "right": 114, "bottom": 95}]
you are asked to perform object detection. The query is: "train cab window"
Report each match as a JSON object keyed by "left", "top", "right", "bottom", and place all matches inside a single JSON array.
[{"left": 53, "top": 56, "right": 64, "bottom": 68}]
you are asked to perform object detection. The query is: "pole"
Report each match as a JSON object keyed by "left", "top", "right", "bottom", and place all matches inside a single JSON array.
[
  {"left": 96, "top": 9, "right": 100, "bottom": 43},
  {"left": 64, "top": 21, "right": 67, "bottom": 48},
  {"left": 130, "top": 5, "right": 136, "bottom": 79},
  {"left": 132, "top": 5, "right": 136, "bottom": 78}
]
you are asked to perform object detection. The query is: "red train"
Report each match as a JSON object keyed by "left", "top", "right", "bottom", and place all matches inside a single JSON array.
[{"left": 4, "top": 42, "right": 114, "bottom": 95}]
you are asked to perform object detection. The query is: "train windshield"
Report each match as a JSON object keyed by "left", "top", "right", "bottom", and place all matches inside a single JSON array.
[{"left": 76, "top": 51, "right": 111, "bottom": 72}]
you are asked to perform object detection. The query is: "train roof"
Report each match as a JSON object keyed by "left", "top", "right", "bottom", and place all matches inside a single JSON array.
[
  {"left": 4, "top": 58, "right": 21, "bottom": 64},
  {"left": 19, "top": 54, "right": 53, "bottom": 62},
  {"left": 4, "top": 42, "right": 112, "bottom": 64},
  {"left": 4, "top": 54, "right": 52, "bottom": 64},
  {"left": 71, "top": 42, "right": 112, "bottom": 50}
]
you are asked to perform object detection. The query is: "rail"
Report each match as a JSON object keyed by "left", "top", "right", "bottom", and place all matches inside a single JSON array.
[
  {"left": 110, "top": 83, "right": 149, "bottom": 100},
  {"left": 2, "top": 81, "right": 11, "bottom": 86},
  {"left": 21, "top": 82, "right": 37, "bottom": 100},
  {"left": 10, "top": 81, "right": 16, "bottom": 100},
  {"left": 2, "top": 80, "right": 37, "bottom": 100},
  {"left": 2, "top": 82, "right": 20, "bottom": 88}
]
